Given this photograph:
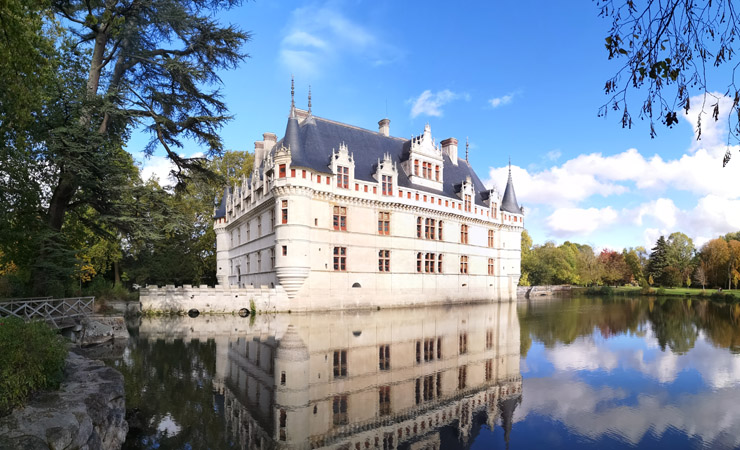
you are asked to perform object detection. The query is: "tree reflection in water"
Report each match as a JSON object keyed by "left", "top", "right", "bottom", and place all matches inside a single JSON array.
[
  {"left": 112, "top": 335, "right": 235, "bottom": 449},
  {"left": 519, "top": 296, "right": 740, "bottom": 357}
]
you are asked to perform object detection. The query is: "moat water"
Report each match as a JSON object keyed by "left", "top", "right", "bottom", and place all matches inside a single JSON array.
[{"left": 109, "top": 296, "right": 740, "bottom": 449}]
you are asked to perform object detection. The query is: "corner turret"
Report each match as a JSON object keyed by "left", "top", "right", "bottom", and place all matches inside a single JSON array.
[{"left": 500, "top": 161, "right": 521, "bottom": 214}]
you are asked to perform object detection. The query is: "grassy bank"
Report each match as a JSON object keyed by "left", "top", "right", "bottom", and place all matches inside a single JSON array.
[
  {"left": 580, "top": 285, "right": 740, "bottom": 302},
  {"left": 0, "top": 317, "right": 68, "bottom": 416}
]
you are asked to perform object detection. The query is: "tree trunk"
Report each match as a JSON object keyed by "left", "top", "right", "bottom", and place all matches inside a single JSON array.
[
  {"left": 31, "top": 171, "right": 78, "bottom": 295},
  {"left": 114, "top": 260, "right": 121, "bottom": 286}
]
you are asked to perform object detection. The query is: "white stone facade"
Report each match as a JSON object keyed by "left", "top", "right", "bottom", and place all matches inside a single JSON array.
[{"left": 214, "top": 108, "right": 524, "bottom": 308}]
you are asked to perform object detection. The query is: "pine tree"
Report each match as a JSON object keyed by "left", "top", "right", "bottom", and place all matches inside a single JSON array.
[{"left": 647, "top": 236, "right": 669, "bottom": 286}]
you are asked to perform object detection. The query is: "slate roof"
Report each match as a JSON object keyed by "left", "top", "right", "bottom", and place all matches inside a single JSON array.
[
  {"left": 215, "top": 111, "right": 518, "bottom": 218},
  {"left": 500, "top": 167, "right": 521, "bottom": 214}
]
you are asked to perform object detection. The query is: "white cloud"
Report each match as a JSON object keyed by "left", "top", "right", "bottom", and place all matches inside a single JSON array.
[
  {"left": 517, "top": 376, "right": 740, "bottom": 447},
  {"left": 489, "top": 92, "right": 516, "bottom": 108},
  {"left": 408, "top": 89, "right": 467, "bottom": 118},
  {"left": 545, "top": 150, "right": 561, "bottom": 161},
  {"left": 484, "top": 93, "right": 740, "bottom": 244},
  {"left": 139, "top": 156, "right": 176, "bottom": 187},
  {"left": 547, "top": 207, "right": 618, "bottom": 236},
  {"left": 279, "top": 5, "right": 400, "bottom": 77}
]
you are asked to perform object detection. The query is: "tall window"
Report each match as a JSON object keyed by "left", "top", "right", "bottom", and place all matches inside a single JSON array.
[
  {"left": 458, "top": 366, "right": 467, "bottom": 390},
  {"left": 485, "top": 359, "right": 493, "bottom": 381},
  {"left": 379, "top": 386, "right": 391, "bottom": 416},
  {"left": 435, "top": 165, "right": 440, "bottom": 181},
  {"left": 422, "top": 161, "right": 430, "bottom": 178},
  {"left": 246, "top": 254, "right": 251, "bottom": 273},
  {"left": 438, "top": 254, "right": 444, "bottom": 273},
  {"left": 424, "top": 338, "right": 435, "bottom": 362},
  {"left": 333, "top": 206, "right": 347, "bottom": 231},
  {"left": 382, "top": 175, "right": 393, "bottom": 196},
  {"left": 378, "top": 212, "right": 390, "bottom": 235},
  {"left": 416, "top": 217, "right": 422, "bottom": 238},
  {"left": 281, "top": 200, "right": 288, "bottom": 224},
  {"left": 246, "top": 222, "right": 251, "bottom": 241},
  {"left": 379, "top": 345, "right": 390, "bottom": 370},
  {"left": 460, "top": 255, "right": 468, "bottom": 274},
  {"left": 333, "top": 395, "right": 348, "bottom": 426},
  {"left": 270, "top": 209, "right": 275, "bottom": 230},
  {"left": 279, "top": 409, "right": 287, "bottom": 441},
  {"left": 424, "top": 218, "right": 437, "bottom": 240},
  {"left": 257, "top": 214, "right": 262, "bottom": 236},
  {"left": 416, "top": 252, "right": 422, "bottom": 273},
  {"left": 333, "top": 350, "right": 347, "bottom": 377},
  {"left": 279, "top": 164, "right": 286, "bottom": 178},
  {"left": 270, "top": 248, "right": 275, "bottom": 269},
  {"left": 333, "top": 247, "right": 347, "bottom": 271},
  {"left": 337, "top": 166, "right": 349, "bottom": 188},
  {"left": 424, "top": 253, "right": 436, "bottom": 273},
  {"left": 459, "top": 333, "right": 468, "bottom": 354},
  {"left": 257, "top": 251, "right": 262, "bottom": 272},
  {"left": 460, "top": 224, "right": 468, "bottom": 244},
  {"left": 438, "top": 221, "right": 443, "bottom": 240},
  {"left": 378, "top": 250, "right": 390, "bottom": 272},
  {"left": 464, "top": 194, "right": 472, "bottom": 212},
  {"left": 488, "top": 258, "right": 495, "bottom": 275},
  {"left": 414, "top": 159, "right": 419, "bottom": 175},
  {"left": 486, "top": 329, "right": 494, "bottom": 349},
  {"left": 236, "top": 227, "right": 241, "bottom": 245},
  {"left": 488, "top": 229, "right": 495, "bottom": 247}
]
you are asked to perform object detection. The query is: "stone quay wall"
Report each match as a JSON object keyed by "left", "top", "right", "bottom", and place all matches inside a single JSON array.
[{"left": 139, "top": 284, "right": 290, "bottom": 314}]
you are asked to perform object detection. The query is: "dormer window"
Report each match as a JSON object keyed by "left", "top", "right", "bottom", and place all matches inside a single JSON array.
[
  {"left": 414, "top": 160, "right": 419, "bottom": 175},
  {"left": 382, "top": 175, "right": 393, "bottom": 196},
  {"left": 337, "top": 166, "right": 349, "bottom": 189},
  {"left": 464, "top": 194, "right": 472, "bottom": 212},
  {"left": 435, "top": 165, "right": 440, "bottom": 181}
]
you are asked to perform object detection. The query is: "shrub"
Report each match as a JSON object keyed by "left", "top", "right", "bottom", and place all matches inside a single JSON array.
[
  {"left": 0, "top": 317, "right": 68, "bottom": 416},
  {"left": 656, "top": 287, "right": 667, "bottom": 296}
]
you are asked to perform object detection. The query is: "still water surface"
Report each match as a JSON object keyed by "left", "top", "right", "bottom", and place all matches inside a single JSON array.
[{"left": 110, "top": 296, "right": 740, "bottom": 449}]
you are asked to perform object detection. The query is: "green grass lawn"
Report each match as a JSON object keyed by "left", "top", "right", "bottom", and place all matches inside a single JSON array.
[{"left": 602, "top": 285, "right": 740, "bottom": 299}]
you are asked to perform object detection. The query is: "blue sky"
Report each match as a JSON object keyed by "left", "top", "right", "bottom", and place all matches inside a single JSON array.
[{"left": 133, "top": 0, "right": 740, "bottom": 251}]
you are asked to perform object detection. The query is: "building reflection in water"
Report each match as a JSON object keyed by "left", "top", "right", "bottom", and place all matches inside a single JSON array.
[{"left": 222, "top": 301, "right": 521, "bottom": 450}]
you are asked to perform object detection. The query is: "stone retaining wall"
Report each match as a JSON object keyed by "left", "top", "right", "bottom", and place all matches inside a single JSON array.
[
  {"left": 139, "top": 284, "right": 290, "bottom": 314},
  {"left": 0, "top": 353, "right": 128, "bottom": 450}
]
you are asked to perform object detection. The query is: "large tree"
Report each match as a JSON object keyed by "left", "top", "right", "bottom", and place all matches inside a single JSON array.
[
  {"left": 598, "top": 0, "right": 740, "bottom": 164},
  {"left": 647, "top": 236, "right": 669, "bottom": 286},
  {"left": 1, "top": 0, "right": 250, "bottom": 294},
  {"left": 665, "top": 232, "right": 695, "bottom": 280}
]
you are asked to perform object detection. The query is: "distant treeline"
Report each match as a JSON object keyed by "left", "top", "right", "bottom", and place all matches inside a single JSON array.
[{"left": 520, "top": 230, "right": 740, "bottom": 289}]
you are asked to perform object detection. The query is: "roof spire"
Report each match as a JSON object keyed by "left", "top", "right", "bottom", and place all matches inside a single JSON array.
[
  {"left": 466, "top": 137, "right": 469, "bottom": 162},
  {"left": 290, "top": 75, "right": 295, "bottom": 117},
  {"left": 501, "top": 157, "right": 520, "bottom": 213},
  {"left": 308, "top": 85, "right": 312, "bottom": 114}
]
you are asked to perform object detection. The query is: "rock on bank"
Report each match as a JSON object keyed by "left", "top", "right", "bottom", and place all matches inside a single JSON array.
[{"left": 0, "top": 352, "right": 128, "bottom": 450}]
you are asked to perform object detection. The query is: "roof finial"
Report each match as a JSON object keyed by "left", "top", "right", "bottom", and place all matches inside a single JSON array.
[
  {"left": 466, "top": 137, "right": 469, "bottom": 162},
  {"left": 308, "top": 85, "right": 312, "bottom": 114},
  {"left": 290, "top": 75, "right": 295, "bottom": 117}
]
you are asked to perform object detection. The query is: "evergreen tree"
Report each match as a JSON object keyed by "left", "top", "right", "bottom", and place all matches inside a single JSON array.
[{"left": 647, "top": 236, "right": 669, "bottom": 286}]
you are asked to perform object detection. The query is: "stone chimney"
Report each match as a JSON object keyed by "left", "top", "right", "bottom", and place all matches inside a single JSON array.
[
  {"left": 441, "top": 138, "right": 458, "bottom": 165},
  {"left": 254, "top": 141, "right": 265, "bottom": 168},
  {"left": 378, "top": 118, "right": 390, "bottom": 137},
  {"left": 263, "top": 132, "right": 277, "bottom": 152}
]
